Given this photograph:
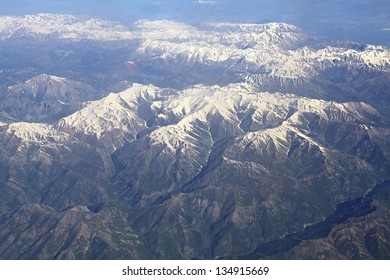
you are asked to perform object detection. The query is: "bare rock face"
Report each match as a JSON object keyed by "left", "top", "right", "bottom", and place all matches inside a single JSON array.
[
  {"left": 0, "top": 15, "right": 389, "bottom": 259},
  {"left": 0, "top": 203, "right": 150, "bottom": 259},
  {"left": 0, "top": 74, "right": 97, "bottom": 122}
]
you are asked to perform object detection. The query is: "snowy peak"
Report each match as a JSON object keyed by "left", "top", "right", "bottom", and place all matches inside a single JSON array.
[
  {"left": 53, "top": 82, "right": 383, "bottom": 154},
  {"left": 0, "top": 13, "right": 133, "bottom": 41},
  {"left": 7, "top": 74, "right": 94, "bottom": 99},
  {"left": 132, "top": 19, "right": 389, "bottom": 81},
  {"left": 0, "top": 13, "right": 310, "bottom": 49},
  {"left": 2, "top": 14, "right": 387, "bottom": 76},
  {"left": 54, "top": 84, "right": 169, "bottom": 150},
  {"left": 1, "top": 74, "right": 97, "bottom": 122},
  {"left": 205, "top": 22, "right": 300, "bottom": 33},
  {"left": 4, "top": 122, "right": 72, "bottom": 146},
  {"left": 134, "top": 19, "right": 310, "bottom": 48}
]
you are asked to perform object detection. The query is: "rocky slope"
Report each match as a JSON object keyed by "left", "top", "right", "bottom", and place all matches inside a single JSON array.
[
  {"left": 1, "top": 82, "right": 390, "bottom": 259},
  {"left": 0, "top": 14, "right": 389, "bottom": 259},
  {"left": 0, "top": 74, "right": 98, "bottom": 122}
]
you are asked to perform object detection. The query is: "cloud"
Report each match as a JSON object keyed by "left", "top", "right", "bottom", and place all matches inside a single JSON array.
[{"left": 194, "top": 1, "right": 218, "bottom": 5}]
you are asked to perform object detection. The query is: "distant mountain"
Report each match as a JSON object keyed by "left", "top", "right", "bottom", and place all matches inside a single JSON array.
[
  {"left": 1, "top": 15, "right": 388, "bottom": 107},
  {"left": 0, "top": 13, "right": 133, "bottom": 42},
  {"left": 0, "top": 14, "right": 389, "bottom": 259},
  {"left": 0, "top": 74, "right": 98, "bottom": 122},
  {"left": 131, "top": 20, "right": 390, "bottom": 111}
]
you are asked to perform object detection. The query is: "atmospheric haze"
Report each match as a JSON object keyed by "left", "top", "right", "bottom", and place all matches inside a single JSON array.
[{"left": 0, "top": 0, "right": 389, "bottom": 46}]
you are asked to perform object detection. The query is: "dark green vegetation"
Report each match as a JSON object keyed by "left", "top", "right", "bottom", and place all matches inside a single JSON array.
[{"left": 230, "top": 180, "right": 390, "bottom": 259}]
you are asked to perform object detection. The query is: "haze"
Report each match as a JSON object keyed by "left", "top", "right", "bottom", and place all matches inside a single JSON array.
[{"left": 0, "top": 0, "right": 389, "bottom": 46}]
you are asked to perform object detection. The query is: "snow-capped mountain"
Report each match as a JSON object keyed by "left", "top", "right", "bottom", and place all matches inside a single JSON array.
[
  {"left": 55, "top": 84, "right": 168, "bottom": 150},
  {"left": 0, "top": 14, "right": 390, "bottom": 260},
  {"left": 127, "top": 19, "right": 390, "bottom": 110},
  {"left": 132, "top": 19, "right": 389, "bottom": 72},
  {"left": 53, "top": 82, "right": 381, "bottom": 149},
  {"left": 0, "top": 13, "right": 133, "bottom": 41},
  {"left": 132, "top": 21, "right": 389, "bottom": 104},
  {"left": 1, "top": 15, "right": 388, "bottom": 106},
  {"left": 0, "top": 74, "right": 98, "bottom": 122}
]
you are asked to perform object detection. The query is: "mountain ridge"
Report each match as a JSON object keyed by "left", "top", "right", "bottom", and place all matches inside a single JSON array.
[{"left": 0, "top": 14, "right": 389, "bottom": 259}]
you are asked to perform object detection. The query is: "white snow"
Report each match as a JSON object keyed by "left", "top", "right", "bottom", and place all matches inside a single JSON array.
[
  {"left": 134, "top": 20, "right": 389, "bottom": 78},
  {"left": 1, "top": 14, "right": 388, "bottom": 75},
  {"left": 0, "top": 13, "right": 134, "bottom": 41},
  {"left": 1, "top": 14, "right": 388, "bottom": 156},
  {"left": 6, "top": 122, "right": 71, "bottom": 146},
  {"left": 55, "top": 82, "right": 376, "bottom": 153},
  {"left": 56, "top": 84, "right": 161, "bottom": 139}
]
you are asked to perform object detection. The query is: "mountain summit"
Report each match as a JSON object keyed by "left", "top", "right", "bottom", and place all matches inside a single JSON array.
[{"left": 0, "top": 14, "right": 389, "bottom": 259}]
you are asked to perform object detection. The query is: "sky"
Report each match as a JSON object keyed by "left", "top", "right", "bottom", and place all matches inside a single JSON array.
[{"left": 0, "top": 0, "right": 389, "bottom": 46}]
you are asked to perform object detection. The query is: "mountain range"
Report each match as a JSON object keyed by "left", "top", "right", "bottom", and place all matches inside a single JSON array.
[{"left": 0, "top": 14, "right": 389, "bottom": 259}]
